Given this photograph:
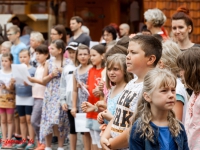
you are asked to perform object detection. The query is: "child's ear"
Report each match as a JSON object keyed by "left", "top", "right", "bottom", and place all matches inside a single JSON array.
[
  {"left": 143, "top": 92, "right": 151, "bottom": 102},
  {"left": 147, "top": 55, "right": 156, "bottom": 66}
]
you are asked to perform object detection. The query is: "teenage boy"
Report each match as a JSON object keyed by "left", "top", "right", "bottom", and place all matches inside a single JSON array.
[
  {"left": 60, "top": 42, "right": 78, "bottom": 150},
  {"left": 100, "top": 35, "right": 163, "bottom": 150},
  {"left": 7, "top": 25, "right": 26, "bottom": 64}
]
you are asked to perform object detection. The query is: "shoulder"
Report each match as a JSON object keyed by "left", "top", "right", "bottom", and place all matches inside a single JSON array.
[
  {"left": 193, "top": 43, "right": 200, "bottom": 48},
  {"left": 19, "top": 42, "right": 27, "bottom": 48},
  {"left": 80, "top": 33, "right": 91, "bottom": 40}
]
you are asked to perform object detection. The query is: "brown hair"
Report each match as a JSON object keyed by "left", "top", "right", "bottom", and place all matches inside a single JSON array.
[
  {"left": 19, "top": 49, "right": 30, "bottom": 57},
  {"left": 172, "top": 6, "right": 193, "bottom": 34},
  {"left": 2, "top": 53, "right": 13, "bottom": 62},
  {"left": 129, "top": 35, "right": 162, "bottom": 66},
  {"left": 91, "top": 44, "right": 105, "bottom": 68},
  {"left": 35, "top": 44, "right": 50, "bottom": 60},
  {"left": 176, "top": 47, "right": 200, "bottom": 95},
  {"left": 75, "top": 44, "right": 90, "bottom": 66},
  {"left": 70, "top": 16, "right": 83, "bottom": 26},
  {"left": 52, "top": 24, "right": 66, "bottom": 43}
]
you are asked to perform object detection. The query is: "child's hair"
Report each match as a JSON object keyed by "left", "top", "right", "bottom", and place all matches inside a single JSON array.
[
  {"left": 91, "top": 44, "right": 105, "bottom": 68},
  {"left": 176, "top": 47, "right": 200, "bottom": 95},
  {"left": 161, "top": 40, "right": 181, "bottom": 76},
  {"left": 35, "top": 44, "right": 50, "bottom": 60},
  {"left": 19, "top": 49, "right": 30, "bottom": 57},
  {"left": 2, "top": 53, "right": 13, "bottom": 62},
  {"left": 75, "top": 44, "right": 90, "bottom": 66},
  {"left": 106, "top": 54, "right": 132, "bottom": 89},
  {"left": 1, "top": 41, "right": 12, "bottom": 50},
  {"left": 7, "top": 25, "right": 20, "bottom": 33},
  {"left": 152, "top": 34, "right": 163, "bottom": 42},
  {"left": 129, "top": 35, "right": 162, "bottom": 66},
  {"left": 132, "top": 68, "right": 181, "bottom": 142},
  {"left": 116, "top": 35, "right": 129, "bottom": 49}
]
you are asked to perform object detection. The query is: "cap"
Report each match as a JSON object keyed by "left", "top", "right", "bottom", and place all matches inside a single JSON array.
[{"left": 66, "top": 42, "right": 79, "bottom": 50}]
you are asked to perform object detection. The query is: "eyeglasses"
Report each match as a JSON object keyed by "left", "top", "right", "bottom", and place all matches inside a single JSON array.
[
  {"left": 50, "top": 33, "right": 59, "bottom": 35},
  {"left": 7, "top": 33, "right": 16, "bottom": 36}
]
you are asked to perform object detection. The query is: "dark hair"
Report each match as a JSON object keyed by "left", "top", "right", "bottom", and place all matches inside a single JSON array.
[
  {"left": 75, "top": 44, "right": 90, "bottom": 66},
  {"left": 91, "top": 44, "right": 105, "bottom": 68},
  {"left": 2, "top": 53, "right": 13, "bottom": 62},
  {"left": 11, "top": 16, "right": 20, "bottom": 21},
  {"left": 35, "top": 44, "right": 50, "bottom": 60},
  {"left": 102, "top": 25, "right": 117, "bottom": 40},
  {"left": 70, "top": 16, "right": 83, "bottom": 26},
  {"left": 52, "top": 24, "right": 66, "bottom": 43},
  {"left": 129, "top": 35, "right": 162, "bottom": 66},
  {"left": 172, "top": 6, "right": 193, "bottom": 34},
  {"left": 105, "top": 44, "right": 127, "bottom": 61},
  {"left": 152, "top": 34, "right": 163, "bottom": 42},
  {"left": 116, "top": 36, "right": 129, "bottom": 49},
  {"left": 176, "top": 47, "right": 200, "bottom": 95},
  {"left": 141, "top": 25, "right": 151, "bottom": 33},
  {"left": 65, "top": 27, "right": 73, "bottom": 37}
]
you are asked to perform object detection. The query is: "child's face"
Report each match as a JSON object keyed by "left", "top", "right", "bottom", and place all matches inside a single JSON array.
[
  {"left": 1, "top": 57, "right": 11, "bottom": 69},
  {"left": 77, "top": 49, "right": 90, "bottom": 65},
  {"left": 145, "top": 85, "right": 176, "bottom": 111},
  {"left": 36, "top": 52, "right": 48, "bottom": 64},
  {"left": 90, "top": 49, "right": 103, "bottom": 67},
  {"left": 19, "top": 51, "right": 30, "bottom": 65},
  {"left": 126, "top": 41, "right": 148, "bottom": 74},
  {"left": 68, "top": 49, "right": 76, "bottom": 62},
  {"left": 49, "top": 44, "right": 61, "bottom": 57},
  {"left": 7, "top": 30, "right": 19, "bottom": 43},
  {"left": 107, "top": 64, "right": 124, "bottom": 84},
  {"left": 1, "top": 46, "right": 10, "bottom": 54}
]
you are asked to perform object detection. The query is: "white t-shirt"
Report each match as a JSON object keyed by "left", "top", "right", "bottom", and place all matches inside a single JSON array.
[{"left": 111, "top": 78, "right": 143, "bottom": 140}]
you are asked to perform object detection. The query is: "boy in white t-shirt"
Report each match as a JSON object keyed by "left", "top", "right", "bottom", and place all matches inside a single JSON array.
[{"left": 100, "top": 35, "right": 163, "bottom": 150}]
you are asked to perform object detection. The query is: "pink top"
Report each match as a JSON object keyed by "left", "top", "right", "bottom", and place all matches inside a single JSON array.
[
  {"left": 32, "top": 65, "right": 46, "bottom": 99},
  {"left": 185, "top": 93, "right": 200, "bottom": 149}
]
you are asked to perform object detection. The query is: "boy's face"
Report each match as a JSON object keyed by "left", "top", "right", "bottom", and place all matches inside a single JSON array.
[
  {"left": 126, "top": 41, "right": 149, "bottom": 74},
  {"left": 1, "top": 46, "right": 10, "bottom": 54},
  {"left": 7, "top": 30, "right": 19, "bottom": 43},
  {"left": 68, "top": 49, "right": 76, "bottom": 62}
]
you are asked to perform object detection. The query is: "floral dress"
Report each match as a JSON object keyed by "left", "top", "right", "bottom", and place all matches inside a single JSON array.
[
  {"left": 74, "top": 68, "right": 89, "bottom": 112},
  {"left": 40, "top": 58, "right": 70, "bottom": 143}
]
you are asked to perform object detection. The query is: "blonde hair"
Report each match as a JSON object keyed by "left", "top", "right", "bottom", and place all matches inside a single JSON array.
[
  {"left": 105, "top": 54, "right": 132, "bottom": 89},
  {"left": 1, "top": 41, "right": 12, "bottom": 50},
  {"left": 132, "top": 68, "right": 182, "bottom": 143},
  {"left": 7, "top": 25, "right": 20, "bottom": 33},
  {"left": 144, "top": 8, "right": 166, "bottom": 27},
  {"left": 160, "top": 40, "right": 181, "bottom": 76},
  {"left": 30, "top": 31, "right": 44, "bottom": 43}
]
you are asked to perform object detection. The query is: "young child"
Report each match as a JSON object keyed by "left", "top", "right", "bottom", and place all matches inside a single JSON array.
[
  {"left": 13, "top": 50, "right": 36, "bottom": 150},
  {"left": 100, "top": 35, "right": 162, "bottom": 150},
  {"left": 176, "top": 47, "right": 200, "bottom": 149},
  {"left": 82, "top": 44, "right": 105, "bottom": 150},
  {"left": 0, "top": 53, "right": 15, "bottom": 148},
  {"left": 59, "top": 42, "right": 78, "bottom": 150},
  {"left": 70, "top": 44, "right": 92, "bottom": 150},
  {"left": 97, "top": 54, "right": 132, "bottom": 127},
  {"left": 159, "top": 40, "right": 188, "bottom": 123},
  {"left": 28, "top": 44, "right": 50, "bottom": 150},
  {"left": 129, "top": 68, "right": 189, "bottom": 150},
  {"left": 0, "top": 41, "right": 12, "bottom": 69},
  {"left": 40, "top": 39, "right": 69, "bottom": 150}
]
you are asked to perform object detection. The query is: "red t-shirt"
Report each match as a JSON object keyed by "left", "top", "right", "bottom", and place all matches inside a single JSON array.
[{"left": 86, "top": 67, "right": 104, "bottom": 119}]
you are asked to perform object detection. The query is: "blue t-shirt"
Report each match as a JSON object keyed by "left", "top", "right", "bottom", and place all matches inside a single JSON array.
[
  {"left": 150, "top": 122, "right": 178, "bottom": 150},
  {"left": 11, "top": 42, "right": 27, "bottom": 64}
]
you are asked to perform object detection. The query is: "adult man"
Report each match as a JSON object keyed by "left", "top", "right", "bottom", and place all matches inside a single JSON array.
[
  {"left": 119, "top": 23, "right": 130, "bottom": 38},
  {"left": 11, "top": 17, "right": 27, "bottom": 36},
  {"left": 68, "top": 16, "right": 91, "bottom": 46},
  {"left": 7, "top": 25, "right": 26, "bottom": 64}
]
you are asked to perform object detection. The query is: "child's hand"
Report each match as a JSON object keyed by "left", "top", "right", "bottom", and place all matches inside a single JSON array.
[
  {"left": 57, "top": 67, "right": 63, "bottom": 73},
  {"left": 98, "top": 80, "right": 105, "bottom": 92},
  {"left": 28, "top": 76, "right": 34, "bottom": 82},
  {"left": 70, "top": 108, "right": 77, "bottom": 117},
  {"left": 10, "top": 78, "right": 16, "bottom": 85},
  {"left": 100, "top": 137, "right": 111, "bottom": 150},
  {"left": 0, "top": 83, "right": 6, "bottom": 89},
  {"left": 24, "top": 82, "right": 29, "bottom": 86},
  {"left": 81, "top": 102, "right": 95, "bottom": 113},
  {"left": 52, "top": 68, "right": 59, "bottom": 77},
  {"left": 61, "top": 103, "right": 68, "bottom": 111},
  {"left": 97, "top": 112, "right": 104, "bottom": 124},
  {"left": 92, "top": 87, "right": 101, "bottom": 97},
  {"left": 96, "top": 101, "right": 107, "bottom": 111},
  {"left": 101, "top": 110, "right": 113, "bottom": 121}
]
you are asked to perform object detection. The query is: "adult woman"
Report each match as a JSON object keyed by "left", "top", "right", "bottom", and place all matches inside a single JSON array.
[
  {"left": 50, "top": 24, "right": 66, "bottom": 44},
  {"left": 144, "top": 8, "right": 168, "bottom": 40},
  {"left": 171, "top": 6, "right": 199, "bottom": 50},
  {"left": 102, "top": 25, "right": 117, "bottom": 45}
]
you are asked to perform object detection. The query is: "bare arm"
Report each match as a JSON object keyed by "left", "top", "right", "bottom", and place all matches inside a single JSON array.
[
  {"left": 173, "top": 100, "right": 183, "bottom": 121},
  {"left": 71, "top": 73, "right": 78, "bottom": 117},
  {"left": 28, "top": 77, "right": 46, "bottom": 86}
]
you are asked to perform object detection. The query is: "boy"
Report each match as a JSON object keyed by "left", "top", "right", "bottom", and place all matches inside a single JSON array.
[
  {"left": 7, "top": 25, "right": 26, "bottom": 64},
  {"left": 59, "top": 42, "right": 78, "bottom": 150},
  {"left": 100, "top": 35, "right": 162, "bottom": 149}
]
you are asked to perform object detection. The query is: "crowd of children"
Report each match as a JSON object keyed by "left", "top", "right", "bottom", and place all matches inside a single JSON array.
[{"left": 0, "top": 5, "right": 200, "bottom": 150}]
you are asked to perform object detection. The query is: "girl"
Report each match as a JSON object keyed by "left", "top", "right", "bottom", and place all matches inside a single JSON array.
[
  {"left": 28, "top": 44, "right": 50, "bottom": 150},
  {"left": 129, "top": 68, "right": 189, "bottom": 150},
  {"left": 0, "top": 53, "right": 15, "bottom": 148},
  {"left": 70, "top": 44, "right": 92, "bottom": 150},
  {"left": 40, "top": 39, "right": 69, "bottom": 150},
  {"left": 176, "top": 47, "right": 200, "bottom": 149},
  {"left": 14, "top": 50, "right": 36, "bottom": 150},
  {"left": 97, "top": 54, "right": 132, "bottom": 127},
  {"left": 159, "top": 40, "right": 188, "bottom": 123},
  {"left": 82, "top": 44, "right": 105, "bottom": 150}
]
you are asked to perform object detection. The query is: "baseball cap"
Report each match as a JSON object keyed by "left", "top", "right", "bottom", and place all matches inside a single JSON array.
[{"left": 66, "top": 42, "right": 79, "bottom": 50}]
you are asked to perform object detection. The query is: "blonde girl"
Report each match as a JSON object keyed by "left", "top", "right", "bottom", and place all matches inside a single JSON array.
[
  {"left": 130, "top": 68, "right": 189, "bottom": 150},
  {"left": 40, "top": 40, "right": 69, "bottom": 150},
  {"left": 159, "top": 40, "right": 188, "bottom": 123},
  {"left": 0, "top": 54, "right": 15, "bottom": 148},
  {"left": 177, "top": 47, "right": 200, "bottom": 149}
]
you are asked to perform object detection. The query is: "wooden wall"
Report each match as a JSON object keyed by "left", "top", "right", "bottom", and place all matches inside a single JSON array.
[{"left": 143, "top": 0, "right": 200, "bottom": 43}]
